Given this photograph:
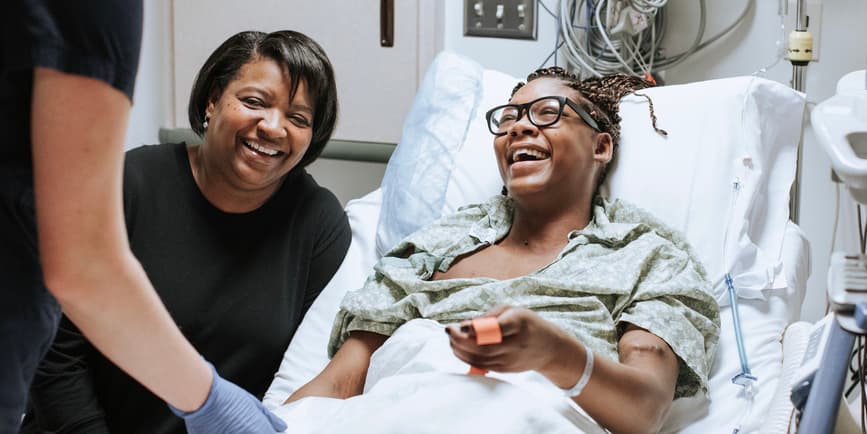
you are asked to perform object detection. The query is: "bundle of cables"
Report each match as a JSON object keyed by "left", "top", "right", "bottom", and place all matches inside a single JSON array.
[{"left": 557, "top": 0, "right": 755, "bottom": 81}]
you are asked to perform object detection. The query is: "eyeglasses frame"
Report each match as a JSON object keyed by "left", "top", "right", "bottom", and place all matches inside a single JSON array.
[{"left": 485, "top": 95, "right": 601, "bottom": 136}]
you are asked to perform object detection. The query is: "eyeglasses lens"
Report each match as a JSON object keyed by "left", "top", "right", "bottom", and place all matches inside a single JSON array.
[{"left": 488, "top": 97, "right": 563, "bottom": 135}]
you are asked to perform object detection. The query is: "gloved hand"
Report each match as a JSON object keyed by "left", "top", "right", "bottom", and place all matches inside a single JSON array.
[{"left": 169, "top": 361, "right": 287, "bottom": 434}]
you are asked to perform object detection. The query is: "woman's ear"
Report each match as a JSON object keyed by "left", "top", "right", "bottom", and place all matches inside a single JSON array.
[
  {"left": 205, "top": 99, "right": 216, "bottom": 120},
  {"left": 594, "top": 132, "right": 613, "bottom": 164},
  {"left": 204, "top": 89, "right": 222, "bottom": 120}
]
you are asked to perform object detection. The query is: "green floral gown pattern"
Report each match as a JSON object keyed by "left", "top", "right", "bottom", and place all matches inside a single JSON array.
[{"left": 329, "top": 195, "right": 720, "bottom": 399}]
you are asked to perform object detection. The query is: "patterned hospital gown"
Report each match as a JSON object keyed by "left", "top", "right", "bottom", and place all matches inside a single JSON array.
[{"left": 329, "top": 195, "right": 720, "bottom": 399}]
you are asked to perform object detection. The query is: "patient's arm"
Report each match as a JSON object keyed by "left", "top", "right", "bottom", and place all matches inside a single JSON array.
[
  {"left": 284, "top": 331, "right": 388, "bottom": 404},
  {"left": 574, "top": 325, "right": 678, "bottom": 434},
  {"left": 447, "top": 306, "right": 677, "bottom": 434}
]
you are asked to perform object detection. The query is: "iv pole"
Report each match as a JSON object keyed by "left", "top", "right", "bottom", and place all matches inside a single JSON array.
[{"left": 788, "top": 0, "right": 811, "bottom": 223}]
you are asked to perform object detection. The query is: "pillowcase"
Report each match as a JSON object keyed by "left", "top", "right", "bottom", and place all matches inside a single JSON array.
[
  {"left": 603, "top": 77, "right": 806, "bottom": 302},
  {"left": 376, "top": 51, "right": 806, "bottom": 302},
  {"left": 376, "top": 51, "right": 487, "bottom": 256}
]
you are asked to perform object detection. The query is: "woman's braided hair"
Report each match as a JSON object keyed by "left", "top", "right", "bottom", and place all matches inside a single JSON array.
[{"left": 511, "top": 67, "right": 666, "bottom": 189}]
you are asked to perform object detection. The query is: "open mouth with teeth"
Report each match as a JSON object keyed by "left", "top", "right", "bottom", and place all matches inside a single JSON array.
[
  {"left": 509, "top": 148, "right": 550, "bottom": 164},
  {"left": 242, "top": 140, "right": 283, "bottom": 157}
]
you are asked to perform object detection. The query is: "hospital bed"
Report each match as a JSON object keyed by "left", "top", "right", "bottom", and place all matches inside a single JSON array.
[{"left": 262, "top": 52, "right": 811, "bottom": 433}]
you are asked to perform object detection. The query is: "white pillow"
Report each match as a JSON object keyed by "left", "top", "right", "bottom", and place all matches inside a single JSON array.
[
  {"left": 376, "top": 51, "right": 487, "bottom": 256},
  {"left": 439, "top": 68, "right": 520, "bottom": 216},
  {"left": 377, "top": 51, "right": 806, "bottom": 303},
  {"left": 604, "top": 77, "right": 806, "bottom": 302}
]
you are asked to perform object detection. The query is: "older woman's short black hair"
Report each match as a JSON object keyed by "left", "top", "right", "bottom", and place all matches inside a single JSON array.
[{"left": 188, "top": 30, "right": 338, "bottom": 168}]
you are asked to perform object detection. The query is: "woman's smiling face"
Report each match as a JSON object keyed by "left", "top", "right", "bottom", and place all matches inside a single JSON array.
[
  {"left": 202, "top": 56, "right": 314, "bottom": 195},
  {"left": 493, "top": 77, "right": 610, "bottom": 202}
]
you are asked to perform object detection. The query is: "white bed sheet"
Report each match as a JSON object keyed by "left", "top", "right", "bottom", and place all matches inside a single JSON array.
[
  {"left": 264, "top": 189, "right": 810, "bottom": 434},
  {"left": 272, "top": 319, "right": 606, "bottom": 434}
]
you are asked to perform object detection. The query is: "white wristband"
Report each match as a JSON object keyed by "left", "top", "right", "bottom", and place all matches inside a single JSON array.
[{"left": 563, "top": 345, "right": 594, "bottom": 397}]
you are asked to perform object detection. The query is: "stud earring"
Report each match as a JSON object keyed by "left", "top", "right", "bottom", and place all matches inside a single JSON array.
[{"left": 202, "top": 116, "right": 209, "bottom": 129}]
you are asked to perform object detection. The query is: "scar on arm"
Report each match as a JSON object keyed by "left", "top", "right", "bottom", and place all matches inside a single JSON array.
[{"left": 618, "top": 324, "right": 677, "bottom": 365}]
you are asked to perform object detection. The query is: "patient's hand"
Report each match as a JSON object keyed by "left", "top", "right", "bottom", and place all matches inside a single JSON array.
[
  {"left": 444, "top": 305, "right": 582, "bottom": 387},
  {"left": 447, "top": 306, "right": 679, "bottom": 433}
]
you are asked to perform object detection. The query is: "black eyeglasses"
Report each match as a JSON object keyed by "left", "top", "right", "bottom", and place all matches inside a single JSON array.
[{"left": 485, "top": 96, "right": 601, "bottom": 136}]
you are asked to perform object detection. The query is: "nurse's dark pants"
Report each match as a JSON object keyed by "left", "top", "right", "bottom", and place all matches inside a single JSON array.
[{"left": 0, "top": 169, "right": 61, "bottom": 431}]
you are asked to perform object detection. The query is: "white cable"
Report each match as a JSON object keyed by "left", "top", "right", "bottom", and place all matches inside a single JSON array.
[
  {"left": 651, "top": 0, "right": 707, "bottom": 70},
  {"left": 832, "top": 183, "right": 840, "bottom": 253},
  {"left": 754, "top": 1, "right": 787, "bottom": 75},
  {"left": 595, "top": 0, "right": 641, "bottom": 75},
  {"left": 628, "top": 0, "right": 668, "bottom": 15},
  {"left": 559, "top": 0, "right": 665, "bottom": 77},
  {"left": 655, "top": 0, "right": 754, "bottom": 69},
  {"left": 732, "top": 383, "right": 757, "bottom": 434},
  {"left": 559, "top": 0, "right": 753, "bottom": 78},
  {"left": 560, "top": 0, "right": 603, "bottom": 76}
]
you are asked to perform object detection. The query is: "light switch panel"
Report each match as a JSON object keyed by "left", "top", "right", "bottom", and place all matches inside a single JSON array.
[{"left": 464, "top": 0, "right": 536, "bottom": 40}]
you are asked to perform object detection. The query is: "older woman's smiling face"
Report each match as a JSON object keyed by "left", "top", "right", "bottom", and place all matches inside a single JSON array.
[
  {"left": 493, "top": 77, "right": 610, "bottom": 203},
  {"left": 202, "top": 56, "right": 314, "bottom": 196}
]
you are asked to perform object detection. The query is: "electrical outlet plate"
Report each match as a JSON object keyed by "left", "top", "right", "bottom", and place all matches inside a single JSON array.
[
  {"left": 784, "top": 0, "right": 822, "bottom": 62},
  {"left": 464, "top": 0, "right": 537, "bottom": 40}
]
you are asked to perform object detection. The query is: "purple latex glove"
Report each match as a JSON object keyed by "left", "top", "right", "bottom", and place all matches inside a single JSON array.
[{"left": 169, "top": 361, "right": 287, "bottom": 434}]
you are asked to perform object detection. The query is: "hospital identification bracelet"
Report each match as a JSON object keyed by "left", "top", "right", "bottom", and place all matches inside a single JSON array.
[{"left": 563, "top": 345, "right": 594, "bottom": 397}]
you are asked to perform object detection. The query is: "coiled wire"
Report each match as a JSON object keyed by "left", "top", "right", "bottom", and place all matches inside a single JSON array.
[{"left": 559, "top": 0, "right": 754, "bottom": 79}]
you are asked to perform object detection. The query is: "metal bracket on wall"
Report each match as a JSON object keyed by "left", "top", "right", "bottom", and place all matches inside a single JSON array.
[
  {"left": 381, "top": 0, "right": 394, "bottom": 47},
  {"left": 464, "top": 0, "right": 536, "bottom": 40}
]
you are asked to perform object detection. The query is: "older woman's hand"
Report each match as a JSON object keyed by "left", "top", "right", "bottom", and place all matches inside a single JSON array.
[{"left": 445, "top": 305, "right": 582, "bottom": 378}]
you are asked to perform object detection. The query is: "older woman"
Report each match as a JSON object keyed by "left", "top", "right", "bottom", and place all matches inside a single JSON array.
[
  {"left": 23, "top": 30, "right": 350, "bottom": 434},
  {"left": 286, "top": 69, "right": 719, "bottom": 434}
]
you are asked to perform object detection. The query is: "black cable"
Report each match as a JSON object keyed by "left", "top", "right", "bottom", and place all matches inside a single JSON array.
[
  {"left": 863, "top": 204, "right": 867, "bottom": 255},
  {"left": 538, "top": 40, "right": 566, "bottom": 69},
  {"left": 538, "top": 0, "right": 557, "bottom": 18},
  {"left": 861, "top": 338, "right": 866, "bottom": 433},
  {"left": 848, "top": 341, "right": 864, "bottom": 398},
  {"left": 858, "top": 205, "right": 866, "bottom": 254}
]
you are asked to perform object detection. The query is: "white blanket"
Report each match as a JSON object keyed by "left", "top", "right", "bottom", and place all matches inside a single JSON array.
[{"left": 273, "top": 319, "right": 606, "bottom": 434}]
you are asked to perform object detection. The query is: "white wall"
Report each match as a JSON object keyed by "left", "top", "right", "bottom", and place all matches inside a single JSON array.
[
  {"left": 129, "top": 1, "right": 867, "bottom": 321},
  {"left": 125, "top": 1, "right": 172, "bottom": 149},
  {"left": 443, "top": 0, "right": 561, "bottom": 79}
]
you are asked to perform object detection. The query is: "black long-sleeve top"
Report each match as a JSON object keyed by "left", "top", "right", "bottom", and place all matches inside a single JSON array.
[{"left": 24, "top": 143, "right": 351, "bottom": 433}]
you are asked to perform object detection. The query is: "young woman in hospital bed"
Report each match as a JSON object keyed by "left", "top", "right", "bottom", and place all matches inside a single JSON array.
[{"left": 275, "top": 68, "right": 720, "bottom": 434}]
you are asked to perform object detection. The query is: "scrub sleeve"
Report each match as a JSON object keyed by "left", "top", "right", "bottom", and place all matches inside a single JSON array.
[{"left": 0, "top": 0, "right": 142, "bottom": 429}]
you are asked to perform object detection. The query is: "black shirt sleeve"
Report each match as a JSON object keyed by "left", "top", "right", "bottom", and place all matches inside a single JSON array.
[
  {"left": 25, "top": 316, "right": 111, "bottom": 434},
  {"left": 302, "top": 189, "right": 351, "bottom": 313}
]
